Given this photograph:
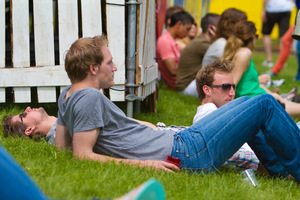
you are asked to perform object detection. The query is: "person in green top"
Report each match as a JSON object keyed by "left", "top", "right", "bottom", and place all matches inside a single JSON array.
[{"left": 222, "top": 20, "right": 300, "bottom": 116}]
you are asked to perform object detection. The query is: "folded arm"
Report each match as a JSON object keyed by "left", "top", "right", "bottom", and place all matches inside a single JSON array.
[{"left": 55, "top": 123, "right": 72, "bottom": 150}]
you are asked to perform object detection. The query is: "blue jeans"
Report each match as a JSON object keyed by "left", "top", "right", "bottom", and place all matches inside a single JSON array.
[
  {"left": 247, "top": 131, "right": 289, "bottom": 177},
  {"left": 0, "top": 145, "right": 48, "bottom": 200},
  {"left": 171, "top": 94, "right": 300, "bottom": 181}
]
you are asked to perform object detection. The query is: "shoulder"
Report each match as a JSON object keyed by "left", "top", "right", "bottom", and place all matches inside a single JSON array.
[
  {"left": 211, "top": 38, "right": 226, "bottom": 46},
  {"left": 235, "top": 47, "right": 252, "bottom": 58},
  {"left": 202, "top": 103, "right": 218, "bottom": 110},
  {"left": 157, "top": 32, "right": 174, "bottom": 45},
  {"left": 80, "top": 88, "right": 103, "bottom": 98},
  {"left": 207, "top": 38, "right": 226, "bottom": 51},
  {"left": 73, "top": 88, "right": 106, "bottom": 106}
]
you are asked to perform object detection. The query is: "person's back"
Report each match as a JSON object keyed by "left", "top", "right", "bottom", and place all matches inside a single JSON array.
[
  {"left": 202, "top": 38, "right": 227, "bottom": 67},
  {"left": 176, "top": 34, "right": 210, "bottom": 91}
]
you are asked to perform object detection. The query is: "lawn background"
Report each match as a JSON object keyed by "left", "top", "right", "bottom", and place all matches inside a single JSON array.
[{"left": 1, "top": 41, "right": 300, "bottom": 199}]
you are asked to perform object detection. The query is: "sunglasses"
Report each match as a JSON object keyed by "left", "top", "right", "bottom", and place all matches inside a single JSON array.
[
  {"left": 19, "top": 112, "right": 27, "bottom": 123},
  {"left": 209, "top": 84, "right": 236, "bottom": 91}
]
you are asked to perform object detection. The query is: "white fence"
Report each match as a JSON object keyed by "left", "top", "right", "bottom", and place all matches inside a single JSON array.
[{"left": 0, "top": 0, "right": 157, "bottom": 103}]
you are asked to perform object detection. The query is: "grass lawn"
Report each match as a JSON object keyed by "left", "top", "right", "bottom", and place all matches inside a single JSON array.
[{"left": 1, "top": 46, "right": 300, "bottom": 199}]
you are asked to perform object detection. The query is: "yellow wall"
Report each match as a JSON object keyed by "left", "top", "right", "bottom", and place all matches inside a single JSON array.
[
  {"left": 168, "top": 0, "right": 296, "bottom": 38},
  {"left": 208, "top": 0, "right": 297, "bottom": 38}
]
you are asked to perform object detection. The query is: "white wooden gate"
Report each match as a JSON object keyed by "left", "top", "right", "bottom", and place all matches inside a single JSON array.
[{"left": 0, "top": 0, "right": 158, "bottom": 104}]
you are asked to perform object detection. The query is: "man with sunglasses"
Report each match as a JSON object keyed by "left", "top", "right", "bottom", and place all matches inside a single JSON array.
[
  {"left": 2, "top": 107, "right": 57, "bottom": 144},
  {"left": 195, "top": 59, "right": 297, "bottom": 178},
  {"left": 194, "top": 59, "right": 261, "bottom": 171},
  {"left": 194, "top": 59, "right": 235, "bottom": 122}
]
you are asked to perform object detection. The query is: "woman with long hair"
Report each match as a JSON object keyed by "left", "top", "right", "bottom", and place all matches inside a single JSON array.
[
  {"left": 202, "top": 8, "right": 247, "bottom": 67},
  {"left": 223, "top": 20, "right": 300, "bottom": 116}
]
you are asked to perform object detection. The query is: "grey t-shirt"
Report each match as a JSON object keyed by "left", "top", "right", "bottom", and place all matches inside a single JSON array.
[
  {"left": 57, "top": 86, "right": 174, "bottom": 161},
  {"left": 46, "top": 121, "right": 57, "bottom": 145},
  {"left": 202, "top": 38, "right": 227, "bottom": 67}
]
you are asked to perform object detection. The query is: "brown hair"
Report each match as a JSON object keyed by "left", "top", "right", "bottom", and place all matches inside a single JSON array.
[
  {"left": 64, "top": 35, "right": 108, "bottom": 83},
  {"left": 223, "top": 20, "right": 257, "bottom": 61},
  {"left": 215, "top": 8, "right": 247, "bottom": 40},
  {"left": 196, "top": 60, "right": 234, "bottom": 100},
  {"left": 2, "top": 115, "right": 44, "bottom": 140}
]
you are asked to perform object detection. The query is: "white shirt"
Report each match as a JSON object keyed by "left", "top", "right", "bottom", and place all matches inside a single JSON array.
[{"left": 266, "top": 0, "right": 294, "bottom": 13}]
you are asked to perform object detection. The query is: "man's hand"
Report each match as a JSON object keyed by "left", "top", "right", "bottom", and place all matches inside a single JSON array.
[{"left": 141, "top": 160, "right": 180, "bottom": 173}]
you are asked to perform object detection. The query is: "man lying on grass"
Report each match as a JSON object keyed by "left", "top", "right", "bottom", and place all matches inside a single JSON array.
[
  {"left": 2, "top": 107, "right": 57, "bottom": 144},
  {"left": 3, "top": 35, "right": 300, "bottom": 181}
]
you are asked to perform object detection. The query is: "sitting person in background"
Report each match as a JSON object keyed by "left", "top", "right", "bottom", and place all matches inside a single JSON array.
[
  {"left": 202, "top": 8, "right": 247, "bottom": 67},
  {"left": 177, "top": 21, "right": 201, "bottom": 52},
  {"left": 176, "top": 13, "right": 219, "bottom": 96},
  {"left": 222, "top": 20, "right": 300, "bottom": 117},
  {"left": 156, "top": 10, "right": 194, "bottom": 90}
]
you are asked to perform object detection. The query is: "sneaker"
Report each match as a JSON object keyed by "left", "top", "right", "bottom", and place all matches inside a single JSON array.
[
  {"left": 271, "top": 79, "right": 285, "bottom": 87},
  {"left": 264, "top": 79, "right": 285, "bottom": 88},
  {"left": 124, "top": 179, "right": 165, "bottom": 200},
  {"left": 264, "top": 81, "right": 272, "bottom": 88},
  {"left": 281, "top": 86, "right": 298, "bottom": 101},
  {"left": 262, "top": 60, "right": 274, "bottom": 68}
]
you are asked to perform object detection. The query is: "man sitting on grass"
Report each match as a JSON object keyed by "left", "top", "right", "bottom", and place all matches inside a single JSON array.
[
  {"left": 194, "top": 59, "right": 260, "bottom": 172},
  {"left": 195, "top": 59, "right": 297, "bottom": 178}
]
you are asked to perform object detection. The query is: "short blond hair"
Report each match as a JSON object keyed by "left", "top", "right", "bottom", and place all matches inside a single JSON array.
[
  {"left": 196, "top": 60, "right": 234, "bottom": 100},
  {"left": 65, "top": 35, "right": 108, "bottom": 83}
]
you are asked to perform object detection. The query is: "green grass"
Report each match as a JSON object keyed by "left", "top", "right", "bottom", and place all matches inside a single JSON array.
[{"left": 1, "top": 46, "right": 300, "bottom": 199}]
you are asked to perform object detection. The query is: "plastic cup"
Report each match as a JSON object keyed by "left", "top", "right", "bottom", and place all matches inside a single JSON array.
[{"left": 240, "top": 169, "right": 260, "bottom": 188}]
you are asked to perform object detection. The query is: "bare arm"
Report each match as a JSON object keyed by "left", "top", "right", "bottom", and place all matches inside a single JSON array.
[
  {"left": 163, "top": 58, "right": 177, "bottom": 76},
  {"left": 232, "top": 48, "right": 252, "bottom": 85},
  {"left": 55, "top": 123, "right": 72, "bottom": 150},
  {"left": 73, "top": 129, "right": 180, "bottom": 172}
]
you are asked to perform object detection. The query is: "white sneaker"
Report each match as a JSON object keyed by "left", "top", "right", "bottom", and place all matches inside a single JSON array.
[
  {"left": 262, "top": 60, "right": 274, "bottom": 68},
  {"left": 272, "top": 79, "right": 285, "bottom": 87},
  {"left": 264, "top": 79, "right": 285, "bottom": 88}
]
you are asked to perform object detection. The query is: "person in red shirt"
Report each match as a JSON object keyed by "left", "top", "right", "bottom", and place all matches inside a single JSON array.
[{"left": 156, "top": 10, "right": 194, "bottom": 90}]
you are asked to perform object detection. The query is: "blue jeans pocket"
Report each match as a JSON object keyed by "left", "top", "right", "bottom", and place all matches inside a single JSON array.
[{"left": 172, "top": 131, "right": 216, "bottom": 172}]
